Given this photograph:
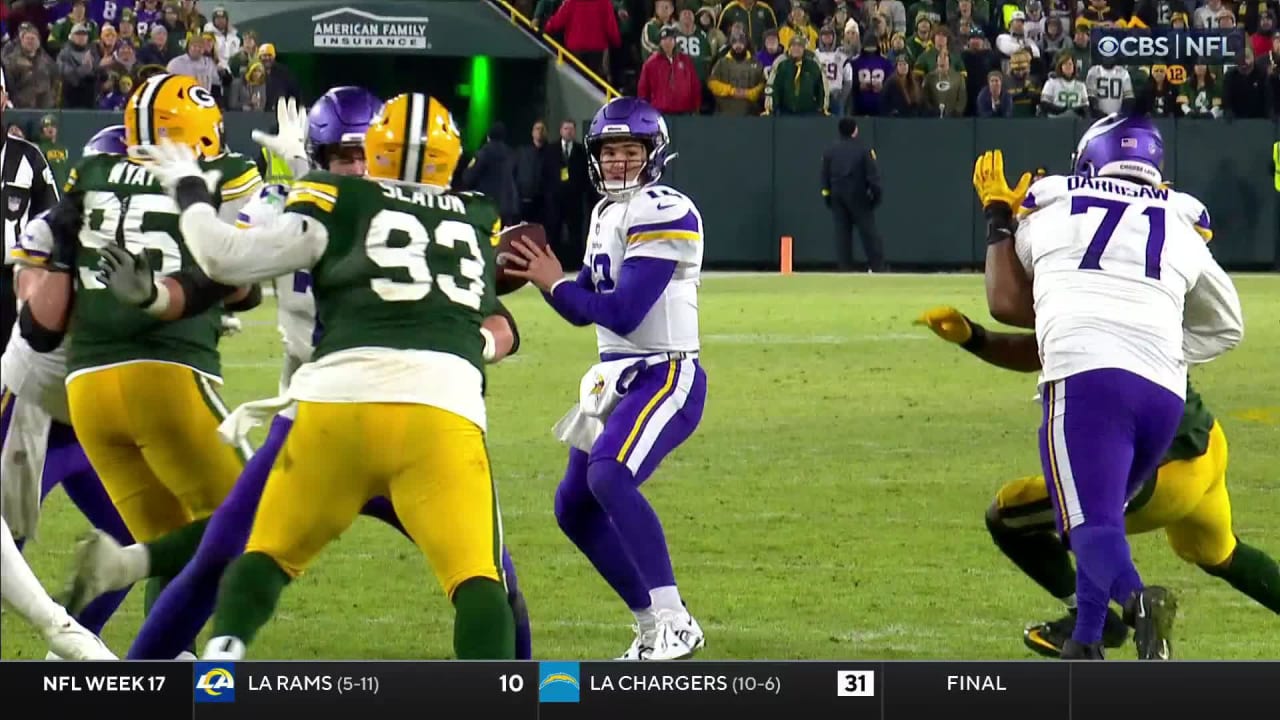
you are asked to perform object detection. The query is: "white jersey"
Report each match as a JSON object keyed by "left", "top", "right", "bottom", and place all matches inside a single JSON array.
[
  {"left": 1040, "top": 76, "right": 1088, "bottom": 116},
  {"left": 584, "top": 184, "right": 703, "bottom": 356},
  {"left": 1015, "top": 175, "right": 1243, "bottom": 398},
  {"left": 234, "top": 183, "right": 317, "bottom": 391},
  {"left": 1085, "top": 65, "right": 1134, "bottom": 116},
  {"left": 3, "top": 214, "right": 70, "bottom": 423},
  {"left": 814, "top": 47, "right": 848, "bottom": 94}
]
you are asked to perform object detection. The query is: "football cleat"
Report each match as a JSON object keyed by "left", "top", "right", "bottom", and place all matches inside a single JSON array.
[
  {"left": 45, "top": 615, "right": 117, "bottom": 660},
  {"left": 617, "top": 624, "right": 657, "bottom": 660},
  {"left": 645, "top": 609, "right": 704, "bottom": 661},
  {"left": 202, "top": 635, "right": 247, "bottom": 660},
  {"left": 1125, "top": 586, "right": 1177, "bottom": 660},
  {"left": 1060, "top": 638, "right": 1104, "bottom": 660},
  {"left": 1023, "top": 607, "right": 1130, "bottom": 658},
  {"left": 63, "top": 530, "right": 137, "bottom": 615}
]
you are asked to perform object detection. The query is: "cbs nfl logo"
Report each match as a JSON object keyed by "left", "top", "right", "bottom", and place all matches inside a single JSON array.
[
  {"left": 195, "top": 662, "right": 236, "bottom": 703},
  {"left": 1092, "top": 29, "right": 1244, "bottom": 64}
]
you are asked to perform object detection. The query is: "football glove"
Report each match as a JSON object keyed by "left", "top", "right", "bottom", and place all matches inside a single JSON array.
[
  {"left": 914, "top": 306, "right": 973, "bottom": 345},
  {"left": 95, "top": 244, "right": 158, "bottom": 308},
  {"left": 219, "top": 315, "right": 243, "bottom": 337},
  {"left": 252, "top": 97, "right": 310, "bottom": 179},
  {"left": 128, "top": 140, "right": 222, "bottom": 196},
  {"left": 972, "top": 150, "right": 1032, "bottom": 211}
]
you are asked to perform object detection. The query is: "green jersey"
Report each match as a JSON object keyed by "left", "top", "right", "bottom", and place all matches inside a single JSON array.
[
  {"left": 66, "top": 152, "right": 262, "bottom": 378},
  {"left": 284, "top": 171, "right": 499, "bottom": 375}
]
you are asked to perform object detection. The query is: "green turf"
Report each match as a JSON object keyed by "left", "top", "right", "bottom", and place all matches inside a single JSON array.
[{"left": 2, "top": 273, "right": 1277, "bottom": 660}]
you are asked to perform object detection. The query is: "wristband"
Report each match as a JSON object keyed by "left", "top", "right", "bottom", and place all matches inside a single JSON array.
[
  {"left": 480, "top": 327, "right": 497, "bottom": 362},
  {"left": 985, "top": 203, "right": 1016, "bottom": 245},
  {"left": 141, "top": 281, "right": 170, "bottom": 317},
  {"left": 960, "top": 318, "right": 988, "bottom": 353}
]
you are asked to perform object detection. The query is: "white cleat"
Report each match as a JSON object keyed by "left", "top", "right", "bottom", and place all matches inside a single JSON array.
[
  {"left": 44, "top": 616, "right": 117, "bottom": 660},
  {"left": 175, "top": 651, "right": 197, "bottom": 660},
  {"left": 202, "top": 635, "right": 246, "bottom": 660},
  {"left": 64, "top": 531, "right": 134, "bottom": 615},
  {"left": 617, "top": 625, "right": 657, "bottom": 660},
  {"left": 646, "top": 610, "right": 705, "bottom": 661}
]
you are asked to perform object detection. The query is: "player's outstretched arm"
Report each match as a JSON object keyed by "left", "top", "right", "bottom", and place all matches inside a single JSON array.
[
  {"left": 915, "top": 306, "right": 1042, "bottom": 373},
  {"left": 178, "top": 204, "right": 326, "bottom": 286},
  {"left": 973, "top": 151, "right": 1035, "bottom": 328},
  {"left": 95, "top": 244, "right": 261, "bottom": 322}
]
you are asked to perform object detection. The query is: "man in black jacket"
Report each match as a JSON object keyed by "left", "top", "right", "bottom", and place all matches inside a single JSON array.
[
  {"left": 461, "top": 122, "right": 520, "bottom": 226},
  {"left": 546, "top": 119, "right": 591, "bottom": 271},
  {"left": 821, "top": 117, "right": 886, "bottom": 273},
  {"left": 1, "top": 67, "right": 61, "bottom": 350},
  {"left": 513, "top": 120, "right": 559, "bottom": 226}
]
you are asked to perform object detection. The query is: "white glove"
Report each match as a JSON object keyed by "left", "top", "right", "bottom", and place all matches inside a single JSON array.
[
  {"left": 219, "top": 315, "right": 243, "bottom": 337},
  {"left": 252, "top": 97, "right": 309, "bottom": 178},
  {"left": 128, "top": 140, "right": 222, "bottom": 196}
]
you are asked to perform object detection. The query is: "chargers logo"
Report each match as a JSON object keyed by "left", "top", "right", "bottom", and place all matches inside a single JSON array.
[
  {"left": 538, "top": 662, "right": 580, "bottom": 703},
  {"left": 194, "top": 663, "right": 235, "bottom": 703}
]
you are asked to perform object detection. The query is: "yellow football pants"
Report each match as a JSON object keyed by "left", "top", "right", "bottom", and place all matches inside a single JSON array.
[
  {"left": 245, "top": 401, "right": 503, "bottom": 598},
  {"left": 993, "top": 422, "right": 1236, "bottom": 567},
  {"left": 66, "top": 363, "right": 244, "bottom": 543}
]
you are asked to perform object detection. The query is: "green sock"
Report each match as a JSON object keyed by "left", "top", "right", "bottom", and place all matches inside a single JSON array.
[
  {"left": 986, "top": 513, "right": 1077, "bottom": 600},
  {"left": 452, "top": 577, "right": 515, "bottom": 659},
  {"left": 145, "top": 517, "right": 210, "bottom": 578},
  {"left": 1203, "top": 541, "right": 1280, "bottom": 614},
  {"left": 210, "top": 551, "right": 291, "bottom": 644}
]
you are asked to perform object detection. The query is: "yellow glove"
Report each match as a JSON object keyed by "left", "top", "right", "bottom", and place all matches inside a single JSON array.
[
  {"left": 973, "top": 150, "right": 1033, "bottom": 211},
  {"left": 914, "top": 306, "right": 974, "bottom": 345}
]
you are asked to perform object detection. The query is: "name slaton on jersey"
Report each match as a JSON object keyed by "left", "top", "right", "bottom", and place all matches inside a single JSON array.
[{"left": 378, "top": 182, "right": 466, "bottom": 214}]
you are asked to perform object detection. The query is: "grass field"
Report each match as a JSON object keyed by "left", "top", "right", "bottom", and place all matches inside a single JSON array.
[{"left": 2, "top": 273, "right": 1277, "bottom": 661}]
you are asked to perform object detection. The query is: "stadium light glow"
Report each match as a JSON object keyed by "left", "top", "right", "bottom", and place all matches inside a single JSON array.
[{"left": 465, "top": 56, "right": 493, "bottom": 152}]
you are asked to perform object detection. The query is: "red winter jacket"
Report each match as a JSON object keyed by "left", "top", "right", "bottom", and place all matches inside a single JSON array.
[
  {"left": 543, "top": 0, "right": 621, "bottom": 54},
  {"left": 637, "top": 51, "right": 702, "bottom": 115}
]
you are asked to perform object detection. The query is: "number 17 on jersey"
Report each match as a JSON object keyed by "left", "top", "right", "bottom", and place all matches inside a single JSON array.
[{"left": 837, "top": 670, "right": 875, "bottom": 697}]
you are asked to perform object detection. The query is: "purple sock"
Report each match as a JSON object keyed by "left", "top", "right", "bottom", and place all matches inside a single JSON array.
[
  {"left": 502, "top": 548, "right": 532, "bottom": 660},
  {"left": 1070, "top": 524, "right": 1143, "bottom": 645},
  {"left": 555, "top": 449, "right": 652, "bottom": 609},
  {"left": 128, "top": 414, "right": 292, "bottom": 659},
  {"left": 586, "top": 458, "right": 676, "bottom": 589}
]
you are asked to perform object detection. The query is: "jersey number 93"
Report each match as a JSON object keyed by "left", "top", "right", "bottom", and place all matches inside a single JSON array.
[{"left": 365, "top": 209, "right": 486, "bottom": 310}]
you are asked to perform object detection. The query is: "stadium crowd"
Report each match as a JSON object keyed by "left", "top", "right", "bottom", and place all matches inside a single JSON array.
[
  {"left": 1, "top": 0, "right": 299, "bottom": 115},
  {"left": 523, "top": 0, "right": 1280, "bottom": 117}
]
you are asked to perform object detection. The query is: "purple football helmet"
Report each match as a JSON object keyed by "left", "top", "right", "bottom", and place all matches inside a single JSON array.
[
  {"left": 305, "top": 86, "right": 383, "bottom": 169},
  {"left": 83, "top": 125, "right": 128, "bottom": 157},
  {"left": 585, "top": 97, "right": 674, "bottom": 198},
  {"left": 1072, "top": 113, "right": 1164, "bottom": 186}
]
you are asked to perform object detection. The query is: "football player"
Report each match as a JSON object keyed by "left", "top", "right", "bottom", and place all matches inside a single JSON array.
[
  {"left": 75, "top": 91, "right": 530, "bottom": 660},
  {"left": 18, "top": 74, "right": 265, "bottom": 619},
  {"left": 973, "top": 115, "right": 1244, "bottom": 659},
  {"left": 2, "top": 127, "right": 138, "bottom": 656},
  {"left": 916, "top": 307, "right": 1279, "bottom": 656},
  {"left": 502, "top": 97, "right": 707, "bottom": 661},
  {"left": 132, "top": 92, "right": 516, "bottom": 660}
]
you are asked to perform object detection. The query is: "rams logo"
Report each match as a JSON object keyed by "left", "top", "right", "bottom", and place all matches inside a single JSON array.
[{"left": 195, "top": 664, "right": 236, "bottom": 702}]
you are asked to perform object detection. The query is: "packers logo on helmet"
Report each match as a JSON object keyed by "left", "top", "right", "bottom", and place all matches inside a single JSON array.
[
  {"left": 124, "top": 73, "right": 224, "bottom": 158},
  {"left": 363, "top": 93, "right": 462, "bottom": 187}
]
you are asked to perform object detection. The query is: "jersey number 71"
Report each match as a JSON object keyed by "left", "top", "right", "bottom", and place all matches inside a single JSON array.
[{"left": 1071, "top": 196, "right": 1166, "bottom": 280}]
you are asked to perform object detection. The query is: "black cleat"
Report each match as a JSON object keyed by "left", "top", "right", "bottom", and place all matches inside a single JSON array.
[
  {"left": 1124, "top": 586, "right": 1177, "bottom": 660},
  {"left": 1023, "top": 608, "right": 1130, "bottom": 658},
  {"left": 1060, "top": 638, "right": 1105, "bottom": 659}
]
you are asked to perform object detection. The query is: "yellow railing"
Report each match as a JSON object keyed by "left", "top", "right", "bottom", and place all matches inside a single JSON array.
[{"left": 491, "top": 0, "right": 622, "bottom": 100}]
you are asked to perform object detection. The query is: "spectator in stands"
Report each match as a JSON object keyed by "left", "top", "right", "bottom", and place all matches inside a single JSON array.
[
  {"left": 872, "top": 0, "right": 908, "bottom": 35},
  {"left": 719, "top": 0, "right": 778, "bottom": 52},
  {"left": 1045, "top": 0, "right": 1072, "bottom": 41},
  {"left": 1195, "top": 0, "right": 1228, "bottom": 28},
  {"left": 779, "top": 2, "right": 818, "bottom": 51},
  {"left": 116, "top": 9, "right": 139, "bottom": 48},
  {"left": 997, "top": 11, "right": 1041, "bottom": 61},
  {"left": 1224, "top": 47, "right": 1270, "bottom": 117},
  {"left": 206, "top": 6, "right": 240, "bottom": 74},
  {"left": 59, "top": 24, "right": 99, "bottom": 108},
  {"left": 181, "top": 0, "right": 209, "bottom": 33},
  {"left": 905, "top": 15, "right": 931, "bottom": 63},
  {"left": 1138, "top": 63, "right": 1181, "bottom": 116},
  {"left": 914, "top": 26, "right": 964, "bottom": 80},
  {"left": 639, "top": 25, "right": 702, "bottom": 114},
  {"left": 976, "top": 69, "right": 1014, "bottom": 116},
  {"left": 1023, "top": 2, "right": 1049, "bottom": 45},
  {"left": 1251, "top": 16, "right": 1276, "bottom": 60},
  {"left": 135, "top": 0, "right": 164, "bottom": 40},
  {"left": 549, "top": 119, "right": 589, "bottom": 271},
  {"left": 1068, "top": 19, "right": 1092, "bottom": 77},
  {"left": 98, "top": 71, "right": 130, "bottom": 109},
  {"left": 642, "top": 0, "right": 676, "bottom": 56},
  {"left": 846, "top": 34, "right": 892, "bottom": 115},
  {"left": 137, "top": 23, "right": 174, "bottom": 65},
  {"left": 881, "top": 55, "right": 923, "bottom": 115},
  {"left": 921, "top": 42, "right": 966, "bottom": 116},
  {"left": 228, "top": 29, "right": 258, "bottom": 78},
  {"left": 49, "top": 0, "right": 98, "bottom": 54},
  {"left": 93, "top": 23, "right": 122, "bottom": 76},
  {"left": 960, "top": 34, "right": 996, "bottom": 106},
  {"left": 1079, "top": 0, "right": 1120, "bottom": 26},
  {"left": 1241, "top": 2, "right": 1280, "bottom": 32},
  {"left": 708, "top": 29, "right": 766, "bottom": 115},
  {"left": 757, "top": 27, "right": 784, "bottom": 75},
  {"left": 36, "top": 115, "right": 70, "bottom": 187},
  {"left": 675, "top": 6, "right": 715, "bottom": 87},
  {"left": 1265, "top": 33, "right": 1280, "bottom": 113},
  {"left": 908, "top": 1, "right": 943, "bottom": 26},
  {"left": 950, "top": 0, "right": 987, "bottom": 43},
  {"left": 6, "top": 0, "right": 53, "bottom": 46},
  {"left": 543, "top": 0, "right": 621, "bottom": 81},
  {"left": 840, "top": 18, "right": 861, "bottom": 57},
  {"left": 2, "top": 23, "right": 57, "bottom": 109},
  {"left": 228, "top": 60, "right": 267, "bottom": 111},
  {"left": 7, "top": 123, "right": 25, "bottom": 138},
  {"left": 1040, "top": 52, "right": 1089, "bottom": 117},
  {"left": 770, "top": 34, "right": 826, "bottom": 114},
  {"left": 159, "top": 3, "right": 186, "bottom": 57},
  {"left": 166, "top": 30, "right": 216, "bottom": 91},
  {"left": 697, "top": 7, "right": 727, "bottom": 59},
  {"left": 1180, "top": 64, "right": 1224, "bottom": 117},
  {"left": 1039, "top": 15, "right": 1070, "bottom": 55},
  {"left": 816, "top": 25, "right": 849, "bottom": 113},
  {"left": 112, "top": 37, "right": 139, "bottom": 81},
  {"left": 609, "top": 0, "right": 635, "bottom": 86},
  {"left": 514, "top": 119, "right": 557, "bottom": 225},
  {"left": 259, "top": 43, "right": 300, "bottom": 107}
]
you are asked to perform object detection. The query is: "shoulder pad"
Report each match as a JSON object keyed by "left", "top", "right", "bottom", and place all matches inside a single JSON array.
[
  {"left": 1017, "top": 175, "right": 1069, "bottom": 217},
  {"left": 625, "top": 187, "right": 702, "bottom": 245},
  {"left": 1169, "top": 190, "right": 1212, "bottom": 241},
  {"left": 286, "top": 171, "right": 342, "bottom": 214},
  {"left": 216, "top": 154, "right": 264, "bottom": 202}
]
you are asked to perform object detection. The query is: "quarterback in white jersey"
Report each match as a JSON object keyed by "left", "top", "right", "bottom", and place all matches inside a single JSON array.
[
  {"left": 975, "top": 115, "right": 1243, "bottom": 661},
  {"left": 504, "top": 97, "right": 707, "bottom": 662}
]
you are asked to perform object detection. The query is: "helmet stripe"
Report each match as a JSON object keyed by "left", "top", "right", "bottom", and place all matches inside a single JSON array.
[
  {"left": 134, "top": 74, "right": 174, "bottom": 146},
  {"left": 401, "top": 93, "right": 426, "bottom": 183}
]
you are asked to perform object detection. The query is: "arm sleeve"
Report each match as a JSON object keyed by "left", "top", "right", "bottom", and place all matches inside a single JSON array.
[
  {"left": 1182, "top": 257, "right": 1244, "bottom": 364},
  {"left": 541, "top": 267, "right": 596, "bottom": 326},
  {"left": 545, "top": 257, "right": 677, "bottom": 336},
  {"left": 178, "top": 204, "right": 327, "bottom": 286}
]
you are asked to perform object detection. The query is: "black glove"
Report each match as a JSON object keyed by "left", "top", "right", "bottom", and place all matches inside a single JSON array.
[
  {"left": 95, "top": 244, "right": 159, "bottom": 308},
  {"left": 45, "top": 194, "right": 85, "bottom": 273}
]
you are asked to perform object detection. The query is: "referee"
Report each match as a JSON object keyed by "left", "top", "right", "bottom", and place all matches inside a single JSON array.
[{"left": 1, "top": 67, "right": 61, "bottom": 349}]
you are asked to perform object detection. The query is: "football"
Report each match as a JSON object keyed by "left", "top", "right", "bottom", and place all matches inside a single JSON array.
[{"left": 495, "top": 222, "right": 549, "bottom": 296}]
